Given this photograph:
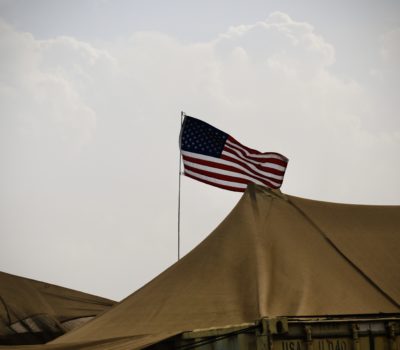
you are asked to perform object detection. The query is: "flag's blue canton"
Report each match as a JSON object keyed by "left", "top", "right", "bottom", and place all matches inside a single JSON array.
[{"left": 181, "top": 116, "right": 228, "bottom": 158}]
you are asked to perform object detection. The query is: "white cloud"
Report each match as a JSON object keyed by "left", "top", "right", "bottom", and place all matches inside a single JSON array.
[
  {"left": 0, "top": 12, "right": 399, "bottom": 300},
  {"left": 380, "top": 27, "right": 400, "bottom": 65},
  {"left": 0, "top": 21, "right": 101, "bottom": 157},
  {"left": 220, "top": 12, "right": 335, "bottom": 73},
  {"left": 366, "top": 26, "right": 400, "bottom": 133}
]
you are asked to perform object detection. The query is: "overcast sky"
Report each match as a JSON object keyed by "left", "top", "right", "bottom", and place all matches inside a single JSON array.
[{"left": 0, "top": 0, "right": 399, "bottom": 301}]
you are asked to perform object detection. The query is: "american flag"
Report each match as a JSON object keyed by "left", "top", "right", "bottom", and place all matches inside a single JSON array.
[{"left": 179, "top": 116, "right": 288, "bottom": 192}]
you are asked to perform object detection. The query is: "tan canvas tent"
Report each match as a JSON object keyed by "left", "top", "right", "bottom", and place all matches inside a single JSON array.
[
  {"left": 0, "top": 271, "right": 116, "bottom": 345},
  {"left": 1, "top": 185, "right": 399, "bottom": 349}
]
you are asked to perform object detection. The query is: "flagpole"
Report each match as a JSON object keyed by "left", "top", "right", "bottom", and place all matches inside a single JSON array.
[{"left": 178, "top": 111, "right": 185, "bottom": 260}]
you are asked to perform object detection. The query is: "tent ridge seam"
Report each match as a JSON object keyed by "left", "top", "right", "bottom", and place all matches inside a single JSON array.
[
  {"left": 255, "top": 194, "right": 275, "bottom": 318},
  {"left": 287, "top": 198, "right": 400, "bottom": 309}
]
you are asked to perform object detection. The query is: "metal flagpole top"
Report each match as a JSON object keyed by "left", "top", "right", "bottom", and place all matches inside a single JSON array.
[{"left": 178, "top": 111, "right": 185, "bottom": 260}]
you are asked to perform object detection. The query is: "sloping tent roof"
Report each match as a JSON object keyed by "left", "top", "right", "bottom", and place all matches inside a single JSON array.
[
  {"left": 2, "top": 185, "right": 399, "bottom": 350},
  {"left": 0, "top": 271, "right": 116, "bottom": 345}
]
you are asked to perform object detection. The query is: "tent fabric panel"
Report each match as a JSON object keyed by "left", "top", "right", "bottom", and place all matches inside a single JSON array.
[
  {"left": 52, "top": 186, "right": 400, "bottom": 348},
  {"left": 0, "top": 272, "right": 116, "bottom": 345},
  {"left": 288, "top": 195, "right": 400, "bottom": 306},
  {"left": 0, "top": 332, "right": 179, "bottom": 350}
]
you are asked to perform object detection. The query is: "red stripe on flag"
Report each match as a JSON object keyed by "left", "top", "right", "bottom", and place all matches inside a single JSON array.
[
  {"left": 227, "top": 138, "right": 288, "bottom": 166},
  {"left": 221, "top": 152, "right": 285, "bottom": 178},
  {"left": 227, "top": 136, "right": 260, "bottom": 155},
  {"left": 182, "top": 154, "right": 282, "bottom": 186},
  {"left": 223, "top": 144, "right": 287, "bottom": 169},
  {"left": 184, "top": 165, "right": 249, "bottom": 184},
  {"left": 184, "top": 163, "right": 278, "bottom": 189},
  {"left": 184, "top": 172, "right": 246, "bottom": 192},
  {"left": 228, "top": 136, "right": 288, "bottom": 160}
]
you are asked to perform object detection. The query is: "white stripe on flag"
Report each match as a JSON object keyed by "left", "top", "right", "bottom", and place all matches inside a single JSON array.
[
  {"left": 181, "top": 151, "right": 284, "bottom": 181},
  {"left": 224, "top": 145, "right": 286, "bottom": 172},
  {"left": 184, "top": 169, "right": 248, "bottom": 190},
  {"left": 183, "top": 160, "right": 281, "bottom": 188},
  {"left": 226, "top": 139, "right": 286, "bottom": 161}
]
